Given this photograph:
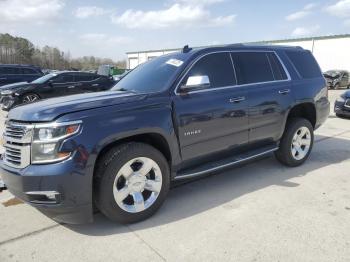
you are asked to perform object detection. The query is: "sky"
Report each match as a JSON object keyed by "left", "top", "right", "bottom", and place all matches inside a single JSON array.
[{"left": 0, "top": 0, "right": 349, "bottom": 60}]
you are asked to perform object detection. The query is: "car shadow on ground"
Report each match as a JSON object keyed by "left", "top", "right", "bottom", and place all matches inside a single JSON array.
[{"left": 65, "top": 134, "right": 350, "bottom": 236}]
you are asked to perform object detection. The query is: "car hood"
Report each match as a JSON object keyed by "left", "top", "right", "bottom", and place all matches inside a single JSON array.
[
  {"left": 8, "top": 91, "right": 146, "bottom": 122},
  {"left": 0, "top": 82, "right": 34, "bottom": 91}
]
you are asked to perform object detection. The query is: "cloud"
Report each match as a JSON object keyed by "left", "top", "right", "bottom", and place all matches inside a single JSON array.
[
  {"left": 345, "top": 19, "right": 350, "bottom": 26},
  {"left": 285, "top": 3, "right": 317, "bottom": 21},
  {"left": 0, "top": 0, "right": 64, "bottom": 23},
  {"left": 291, "top": 25, "right": 320, "bottom": 37},
  {"left": 326, "top": 0, "right": 350, "bottom": 18},
  {"left": 111, "top": 2, "right": 235, "bottom": 29},
  {"left": 74, "top": 6, "right": 108, "bottom": 19},
  {"left": 177, "top": 0, "right": 224, "bottom": 5},
  {"left": 79, "top": 34, "right": 132, "bottom": 45}
]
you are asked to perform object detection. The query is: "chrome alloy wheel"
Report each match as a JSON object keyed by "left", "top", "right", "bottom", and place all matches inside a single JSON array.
[
  {"left": 113, "top": 157, "right": 162, "bottom": 213},
  {"left": 23, "top": 94, "right": 40, "bottom": 103},
  {"left": 291, "top": 127, "right": 311, "bottom": 160}
]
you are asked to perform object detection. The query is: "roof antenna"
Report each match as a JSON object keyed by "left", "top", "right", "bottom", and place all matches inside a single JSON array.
[{"left": 182, "top": 45, "right": 192, "bottom": 53}]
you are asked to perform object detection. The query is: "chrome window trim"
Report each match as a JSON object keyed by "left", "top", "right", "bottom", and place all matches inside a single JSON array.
[{"left": 174, "top": 50, "right": 291, "bottom": 95}]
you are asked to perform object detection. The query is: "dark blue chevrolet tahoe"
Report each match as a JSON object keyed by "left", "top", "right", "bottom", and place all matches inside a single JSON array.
[{"left": 0, "top": 45, "right": 330, "bottom": 224}]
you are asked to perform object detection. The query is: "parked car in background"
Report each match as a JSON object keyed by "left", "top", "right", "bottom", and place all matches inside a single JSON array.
[
  {"left": 334, "top": 90, "right": 350, "bottom": 118},
  {"left": 0, "top": 44, "right": 329, "bottom": 224},
  {"left": 323, "top": 70, "right": 350, "bottom": 89},
  {"left": 0, "top": 64, "right": 43, "bottom": 86},
  {"left": 0, "top": 71, "right": 116, "bottom": 110}
]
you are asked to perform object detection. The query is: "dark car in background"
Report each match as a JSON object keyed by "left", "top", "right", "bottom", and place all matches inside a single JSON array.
[
  {"left": 0, "top": 64, "right": 43, "bottom": 86},
  {"left": 323, "top": 70, "right": 350, "bottom": 89},
  {"left": 334, "top": 90, "right": 350, "bottom": 118},
  {"left": 0, "top": 71, "right": 116, "bottom": 110}
]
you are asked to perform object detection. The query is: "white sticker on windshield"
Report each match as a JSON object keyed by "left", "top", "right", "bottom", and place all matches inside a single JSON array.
[{"left": 166, "top": 59, "right": 184, "bottom": 67}]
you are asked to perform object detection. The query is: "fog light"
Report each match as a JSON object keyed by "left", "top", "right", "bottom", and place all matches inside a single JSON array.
[{"left": 26, "top": 191, "right": 60, "bottom": 204}]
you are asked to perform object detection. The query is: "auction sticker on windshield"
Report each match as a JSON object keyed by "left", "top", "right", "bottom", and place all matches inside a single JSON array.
[{"left": 166, "top": 59, "right": 184, "bottom": 67}]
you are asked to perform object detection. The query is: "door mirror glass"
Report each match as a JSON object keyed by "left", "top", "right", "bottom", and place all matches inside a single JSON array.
[{"left": 182, "top": 75, "right": 210, "bottom": 91}]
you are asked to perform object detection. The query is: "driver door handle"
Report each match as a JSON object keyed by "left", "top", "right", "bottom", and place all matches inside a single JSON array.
[
  {"left": 67, "top": 85, "right": 75, "bottom": 89},
  {"left": 229, "top": 97, "right": 245, "bottom": 103},
  {"left": 92, "top": 84, "right": 99, "bottom": 87},
  {"left": 278, "top": 89, "right": 290, "bottom": 94}
]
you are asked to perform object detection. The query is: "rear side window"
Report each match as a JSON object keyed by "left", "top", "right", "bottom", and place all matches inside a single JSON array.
[
  {"left": 75, "top": 73, "right": 94, "bottom": 82},
  {"left": 186, "top": 52, "right": 236, "bottom": 88},
  {"left": 231, "top": 52, "right": 274, "bottom": 84},
  {"left": 285, "top": 50, "right": 321, "bottom": 79},
  {"left": 267, "top": 53, "right": 288, "bottom": 80}
]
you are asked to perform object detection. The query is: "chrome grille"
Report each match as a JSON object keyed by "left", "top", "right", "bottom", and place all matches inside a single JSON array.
[
  {"left": 3, "top": 121, "right": 33, "bottom": 169},
  {"left": 5, "top": 125, "right": 26, "bottom": 139}
]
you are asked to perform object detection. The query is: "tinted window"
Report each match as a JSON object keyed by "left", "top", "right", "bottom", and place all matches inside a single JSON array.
[
  {"left": 52, "top": 74, "right": 74, "bottom": 83},
  {"left": 231, "top": 52, "right": 274, "bottom": 84},
  {"left": 267, "top": 53, "right": 287, "bottom": 80},
  {"left": 285, "top": 50, "right": 321, "bottom": 79},
  {"left": 22, "top": 68, "right": 37, "bottom": 75},
  {"left": 75, "top": 73, "right": 94, "bottom": 82},
  {"left": 185, "top": 53, "right": 236, "bottom": 88},
  {"left": 0, "top": 67, "right": 21, "bottom": 74}
]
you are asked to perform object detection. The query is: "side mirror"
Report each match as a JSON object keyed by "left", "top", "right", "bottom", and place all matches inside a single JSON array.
[{"left": 181, "top": 75, "right": 210, "bottom": 93}]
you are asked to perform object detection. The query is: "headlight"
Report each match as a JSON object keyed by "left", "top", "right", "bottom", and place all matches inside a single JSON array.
[
  {"left": 31, "top": 121, "right": 82, "bottom": 164},
  {"left": 1, "top": 90, "right": 13, "bottom": 95}
]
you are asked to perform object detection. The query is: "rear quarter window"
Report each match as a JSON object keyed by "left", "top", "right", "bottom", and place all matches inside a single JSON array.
[
  {"left": 285, "top": 50, "right": 321, "bottom": 79},
  {"left": 231, "top": 52, "right": 274, "bottom": 84}
]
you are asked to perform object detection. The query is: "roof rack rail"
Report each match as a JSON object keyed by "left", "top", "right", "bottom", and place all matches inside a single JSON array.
[{"left": 225, "top": 43, "right": 244, "bottom": 47}]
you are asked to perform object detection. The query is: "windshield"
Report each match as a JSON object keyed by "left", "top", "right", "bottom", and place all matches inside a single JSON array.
[
  {"left": 31, "top": 73, "right": 57, "bottom": 84},
  {"left": 112, "top": 53, "right": 188, "bottom": 93}
]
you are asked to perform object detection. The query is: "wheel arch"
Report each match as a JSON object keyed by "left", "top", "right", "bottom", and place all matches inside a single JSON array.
[{"left": 284, "top": 102, "right": 316, "bottom": 133}]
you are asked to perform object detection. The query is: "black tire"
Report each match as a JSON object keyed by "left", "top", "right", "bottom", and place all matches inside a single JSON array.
[
  {"left": 94, "top": 142, "right": 170, "bottom": 224},
  {"left": 275, "top": 118, "right": 314, "bottom": 167},
  {"left": 21, "top": 93, "right": 40, "bottom": 104}
]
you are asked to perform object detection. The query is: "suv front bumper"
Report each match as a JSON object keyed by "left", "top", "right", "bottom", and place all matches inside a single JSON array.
[{"left": 0, "top": 158, "right": 93, "bottom": 224}]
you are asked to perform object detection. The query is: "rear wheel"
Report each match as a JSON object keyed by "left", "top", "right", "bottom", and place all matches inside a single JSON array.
[
  {"left": 22, "top": 93, "right": 40, "bottom": 104},
  {"left": 95, "top": 142, "right": 170, "bottom": 224},
  {"left": 275, "top": 118, "right": 314, "bottom": 167}
]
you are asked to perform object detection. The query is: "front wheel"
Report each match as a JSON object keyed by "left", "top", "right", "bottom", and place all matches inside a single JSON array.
[
  {"left": 22, "top": 93, "right": 40, "bottom": 104},
  {"left": 275, "top": 118, "right": 314, "bottom": 167},
  {"left": 95, "top": 142, "right": 170, "bottom": 224}
]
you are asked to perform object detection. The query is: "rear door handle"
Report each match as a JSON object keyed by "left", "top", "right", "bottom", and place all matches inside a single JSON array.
[
  {"left": 229, "top": 97, "right": 245, "bottom": 103},
  {"left": 92, "top": 84, "right": 99, "bottom": 87},
  {"left": 67, "top": 85, "right": 75, "bottom": 89},
  {"left": 278, "top": 89, "right": 290, "bottom": 94}
]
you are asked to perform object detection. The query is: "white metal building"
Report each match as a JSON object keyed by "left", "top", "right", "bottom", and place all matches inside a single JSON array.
[{"left": 126, "top": 34, "right": 350, "bottom": 72}]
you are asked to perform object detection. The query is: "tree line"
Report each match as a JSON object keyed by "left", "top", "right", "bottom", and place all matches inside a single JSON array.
[{"left": 0, "top": 33, "right": 126, "bottom": 71}]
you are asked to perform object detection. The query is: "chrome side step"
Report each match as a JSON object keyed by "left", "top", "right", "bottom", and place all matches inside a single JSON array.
[{"left": 174, "top": 146, "right": 278, "bottom": 181}]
